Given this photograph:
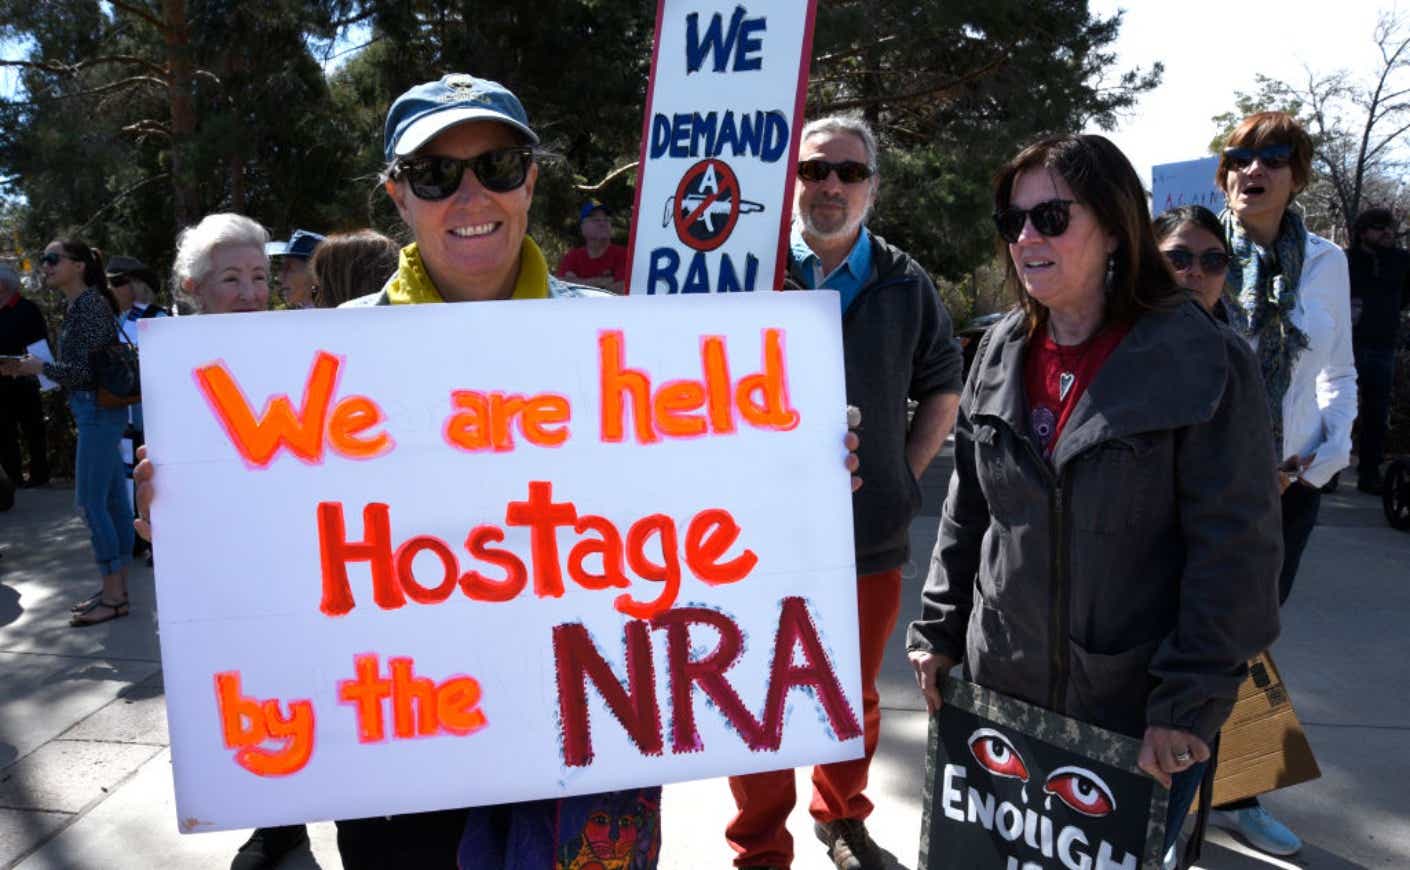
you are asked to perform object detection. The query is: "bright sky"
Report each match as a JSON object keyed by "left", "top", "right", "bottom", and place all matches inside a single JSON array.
[{"left": 1086, "top": 1, "right": 1399, "bottom": 186}]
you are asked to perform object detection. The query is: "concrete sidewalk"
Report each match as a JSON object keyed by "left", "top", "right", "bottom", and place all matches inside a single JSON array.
[{"left": 1, "top": 458, "right": 1406, "bottom": 869}]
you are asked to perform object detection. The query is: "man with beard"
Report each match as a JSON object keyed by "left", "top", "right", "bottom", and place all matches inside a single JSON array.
[
  {"left": 724, "top": 115, "right": 963, "bottom": 870},
  {"left": 1347, "top": 208, "right": 1409, "bottom": 493}
]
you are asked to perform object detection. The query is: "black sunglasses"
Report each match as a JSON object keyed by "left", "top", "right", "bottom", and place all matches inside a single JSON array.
[
  {"left": 39, "top": 253, "right": 72, "bottom": 266},
  {"left": 797, "top": 159, "right": 874, "bottom": 184},
  {"left": 993, "top": 199, "right": 1075, "bottom": 244},
  {"left": 1223, "top": 144, "right": 1293, "bottom": 170},
  {"left": 393, "top": 148, "right": 533, "bottom": 200},
  {"left": 108, "top": 274, "right": 131, "bottom": 287},
  {"left": 1163, "top": 248, "right": 1231, "bottom": 275}
]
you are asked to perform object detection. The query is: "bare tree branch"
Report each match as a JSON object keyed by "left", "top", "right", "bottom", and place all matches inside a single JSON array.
[
  {"left": 76, "top": 173, "right": 171, "bottom": 235},
  {"left": 816, "top": 53, "right": 1010, "bottom": 113},
  {"left": 575, "top": 161, "right": 639, "bottom": 193}
]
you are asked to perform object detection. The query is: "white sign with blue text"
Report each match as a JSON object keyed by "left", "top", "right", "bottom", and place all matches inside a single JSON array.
[
  {"left": 627, "top": 0, "right": 818, "bottom": 295},
  {"left": 1151, "top": 156, "right": 1224, "bottom": 217}
]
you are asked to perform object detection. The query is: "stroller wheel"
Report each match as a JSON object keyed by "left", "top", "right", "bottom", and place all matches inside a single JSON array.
[{"left": 1384, "top": 460, "right": 1410, "bottom": 531}]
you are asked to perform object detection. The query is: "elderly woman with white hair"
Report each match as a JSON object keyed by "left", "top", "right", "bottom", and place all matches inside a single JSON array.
[
  {"left": 163, "top": 213, "right": 315, "bottom": 870},
  {"left": 171, "top": 214, "right": 272, "bottom": 315}
]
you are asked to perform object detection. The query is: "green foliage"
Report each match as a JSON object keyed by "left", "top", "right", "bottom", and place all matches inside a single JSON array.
[
  {"left": 808, "top": 0, "right": 1161, "bottom": 284},
  {"left": 0, "top": 0, "right": 1154, "bottom": 301}
]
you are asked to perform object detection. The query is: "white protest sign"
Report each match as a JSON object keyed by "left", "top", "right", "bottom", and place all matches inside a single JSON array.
[
  {"left": 138, "top": 292, "right": 862, "bottom": 832},
  {"left": 626, "top": 0, "right": 818, "bottom": 294},
  {"left": 1151, "top": 156, "right": 1224, "bottom": 216}
]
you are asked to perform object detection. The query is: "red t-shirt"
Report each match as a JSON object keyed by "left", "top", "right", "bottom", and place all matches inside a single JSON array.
[
  {"left": 1024, "top": 322, "right": 1130, "bottom": 457},
  {"left": 556, "top": 244, "right": 628, "bottom": 282}
]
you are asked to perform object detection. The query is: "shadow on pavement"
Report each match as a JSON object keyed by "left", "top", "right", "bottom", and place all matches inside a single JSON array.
[{"left": 0, "top": 582, "right": 21, "bottom": 627}]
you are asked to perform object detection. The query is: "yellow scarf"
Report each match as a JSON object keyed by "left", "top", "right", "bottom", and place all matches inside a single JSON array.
[{"left": 385, "top": 237, "right": 550, "bottom": 305}]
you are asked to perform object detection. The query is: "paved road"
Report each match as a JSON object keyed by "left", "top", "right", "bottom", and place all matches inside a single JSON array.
[{"left": 1, "top": 455, "right": 1406, "bottom": 869}]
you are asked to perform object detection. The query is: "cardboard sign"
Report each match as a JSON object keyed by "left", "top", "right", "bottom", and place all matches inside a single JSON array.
[
  {"left": 1150, "top": 157, "right": 1224, "bottom": 217},
  {"left": 138, "top": 292, "right": 863, "bottom": 832},
  {"left": 1203, "top": 652, "right": 1320, "bottom": 809},
  {"left": 626, "top": 0, "right": 818, "bottom": 294},
  {"left": 922, "top": 678, "right": 1167, "bottom": 870}
]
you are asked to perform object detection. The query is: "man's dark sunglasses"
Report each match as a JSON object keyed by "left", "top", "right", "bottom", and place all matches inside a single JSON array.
[
  {"left": 1163, "top": 248, "right": 1231, "bottom": 275},
  {"left": 1223, "top": 144, "right": 1293, "bottom": 170},
  {"left": 108, "top": 274, "right": 132, "bottom": 287},
  {"left": 797, "top": 159, "right": 874, "bottom": 184},
  {"left": 393, "top": 148, "right": 533, "bottom": 200},
  {"left": 993, "top": 199, "right": 1075, "bottom": 244}
]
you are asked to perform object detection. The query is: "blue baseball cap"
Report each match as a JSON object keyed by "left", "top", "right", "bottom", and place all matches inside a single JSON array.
[
  {"left": 383, "top": 73, "right": 538, "bottom": 162},
  {"left": 579, "top": 201, "right": 610, "bottom": 222},
  {"left": 265, "top": 229, "right": 324, "bottom": 259}
]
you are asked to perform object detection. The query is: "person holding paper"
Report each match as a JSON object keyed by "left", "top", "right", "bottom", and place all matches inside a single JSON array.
[
  {"left": 906, "top": 134, "right": 1283, "bottom": 868},
  {"left": 725, "top": 114, "right": 964, "bottom": 870},
  {"left": 167, "top": 212, "right": 315, "bottom": 870},
  {"left": 0, "top": 263, "right": 51, "bottom": 488},
  {"left": 1, "top": 240, "right": 133, "bottom": 627},
  {"left": 1207, "top": 111, "right": 1357, "bottom": 858},
  {"left": 132, "top": 74, "right": 662, "bottom": 870}
]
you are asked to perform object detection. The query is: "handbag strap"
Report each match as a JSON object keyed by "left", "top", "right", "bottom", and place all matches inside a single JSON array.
[{"left": 115, "top": 318, "right": 136, "bottom": 348}]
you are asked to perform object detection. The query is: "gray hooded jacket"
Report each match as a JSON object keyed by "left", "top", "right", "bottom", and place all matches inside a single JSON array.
[{"left": 907, "top": 300, "right": 1282, "bottom": 743}]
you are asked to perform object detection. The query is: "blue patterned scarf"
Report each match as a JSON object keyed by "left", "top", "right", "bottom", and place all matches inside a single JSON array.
[{"left": 1221, "top": 208, "right": 1309, "bottom": 455}]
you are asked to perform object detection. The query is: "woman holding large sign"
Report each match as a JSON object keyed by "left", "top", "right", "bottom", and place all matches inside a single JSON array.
[
  {"left": 906, "top": 134, "right": 1282, "bottom": 861},
  {"left": 137, "top": 74, "right": 666, "bottom": 870}
]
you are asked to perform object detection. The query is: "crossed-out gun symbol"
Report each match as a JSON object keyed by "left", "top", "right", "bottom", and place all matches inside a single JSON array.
[{"left": 662, "top": 192, "right": 766, "bottom": 234}]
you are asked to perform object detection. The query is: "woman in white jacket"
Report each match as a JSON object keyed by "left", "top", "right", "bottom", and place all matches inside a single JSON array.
[{"left": 1214, "top": 110, "right": 1356, "bottom": 858}]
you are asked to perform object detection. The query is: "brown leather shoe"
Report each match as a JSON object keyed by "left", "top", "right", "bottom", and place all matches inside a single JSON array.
[{"left": 815, "top": 818, "right": 884, "bottom": 870}]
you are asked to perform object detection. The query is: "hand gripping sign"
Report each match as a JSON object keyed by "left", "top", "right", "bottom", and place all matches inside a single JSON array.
[
  {"left": 922, "top": 678, "right": 1170, "bottom": 870},
  {"left": 627, "top": 1, "right": 819, "bottom": 294},
  {"left": 138, "top": 292, "right": 862, "bottom": 831}
]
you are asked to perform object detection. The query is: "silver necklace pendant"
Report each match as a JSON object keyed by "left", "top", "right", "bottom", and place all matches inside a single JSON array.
[{"left": 1058, "top": 371, "right": 1076, "bottom": 401}]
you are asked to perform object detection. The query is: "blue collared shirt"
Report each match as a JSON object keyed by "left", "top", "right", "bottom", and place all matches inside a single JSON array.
[{"left": 790, "top": 224, "right": 872, "bottom": 313}]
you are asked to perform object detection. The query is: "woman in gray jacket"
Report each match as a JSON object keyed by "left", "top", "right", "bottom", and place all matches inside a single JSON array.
[{"left": 907, "top": 135, "right": 1283, "bottom": 863}]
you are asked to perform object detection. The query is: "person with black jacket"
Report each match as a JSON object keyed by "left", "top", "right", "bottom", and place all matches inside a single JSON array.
[
  {"left": 1347, "top": 208, "right": 1410, "bottom": 494},
  {"left": 727, "top": 114, "right": 963, "bottom": 870},
  {"left": 0, "top": 264, "right": 50, "bottom": 488}
]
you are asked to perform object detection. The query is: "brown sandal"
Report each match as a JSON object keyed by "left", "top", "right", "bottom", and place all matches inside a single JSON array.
[
  {"left": 71, "top": 590, "right": 104, "bottom": 613},
  {"left": 70, "top": 599, "right": 129, "bottom": 627}
]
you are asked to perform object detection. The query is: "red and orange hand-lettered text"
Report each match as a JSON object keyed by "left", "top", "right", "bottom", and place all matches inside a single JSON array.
[
  {"left": 214, "top": 672, "right": 316, "bottom": 776},
  {"left": 317, "top": 481, "right": 758, "bottom": 621},
  {"left": 337, "top": 653, "right": 487, "bottom": 743},
  {"left": 216, "top": 655, "right": 488, "bottom": 776},
  {"left": 553, "top": 596, "right": 862, "bottom": 766},
  {"left": 195, "top": 351, "right": 392, "bottom": 467},
  {"left": 192, "top": 327, "right": 801, "bottom": 466}
]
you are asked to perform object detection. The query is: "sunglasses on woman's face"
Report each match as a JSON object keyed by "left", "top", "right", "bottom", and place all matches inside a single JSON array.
[
  {"left": 796, "top": 159, "right": 874, "bottom": 184},
  {"left": 1223, "top": 143, "right": 1293, "bottom": 171},
  {"left": 39, "top": 253, "right": 71, "bottom": 266},
  {"left": 993, "top": 198, "right": 1075, "bottom": 244},
  {"left": 1162, "top": 248, "right": 1231, "bottom": 275},
  {"left": 394, "top": 148, "right": 533, "bottom": 200}
]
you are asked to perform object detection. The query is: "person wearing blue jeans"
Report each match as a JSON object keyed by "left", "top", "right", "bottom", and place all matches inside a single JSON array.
[
  {"left": 68, "top": 391, "right": 134, "bottom": 584},
  {"left": 1, "top": 238, "right": 133, "bottom": 626}
]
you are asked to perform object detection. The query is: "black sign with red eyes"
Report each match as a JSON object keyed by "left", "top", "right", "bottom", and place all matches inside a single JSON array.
[{"left": 921, "top": 679, "right": 1168, "bottom": 870}]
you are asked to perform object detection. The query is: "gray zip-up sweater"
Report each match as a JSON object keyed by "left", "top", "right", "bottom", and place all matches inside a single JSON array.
[
  {"left": 908, "top": 301, "right": 1282, "bottom": 742},
  {"left": 788, "top": 232, "right": 964, "bottom": 575}
]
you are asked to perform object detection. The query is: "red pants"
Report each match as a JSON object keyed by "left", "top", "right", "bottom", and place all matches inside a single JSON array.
[{"left": 726, "top": 568, "right": 903, "bottom": 867}]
